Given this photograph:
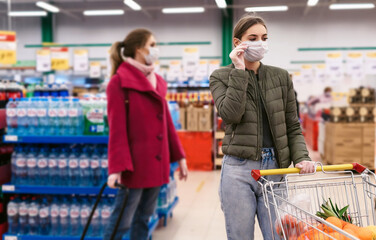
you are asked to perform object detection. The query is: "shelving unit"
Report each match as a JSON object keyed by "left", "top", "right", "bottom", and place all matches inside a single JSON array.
[
  {"left": 1, "top": 185, "right": 117, "bottom": 195},
  {"left": 3, "top": 135, "right": 109, "bottom": 144}
]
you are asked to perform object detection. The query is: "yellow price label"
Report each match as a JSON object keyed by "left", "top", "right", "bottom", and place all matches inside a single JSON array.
[
  {"left": 170, "top": 60, "right": 181, "bottom": 66},
  {"left": 293, "top": 71, "right": 301, "bottom": 76},
  {"left": 209, "top": 60, "right": 220, "bottom": 65},
  {"left": 184, "top": 47, "right": 198, "bottom": 54},
  {"left": 317, "top": 64, "right": 326, "bottom": 69},
  {"left": 301, "top": 64, "right": 312, "bottom": 69},
  {"left": 366, "top": 52, "right": 376, "bottom": 58},
  {"left": 37, "top": 49, "right": 51, "bottom": 56},
  {"left": 0, "top": 50, "right": 16, "bottom": 65},
  {"left": 90, "top": 61, "right": 101, "bottom": 67},
  {"left": 348, "top": 52, "right": 362, "bottom": 58},
  {"left": 327, "top": 53, "right": 342, "bottom": 59},
  {"left": 200, "top": 60, "right": 208, "bottom": 65},
  {"left": 51, "top": 58, "right": 69, "bottom": 70},
  {"left": 74, "top": 49, "right": 88, "bottom": 56}
]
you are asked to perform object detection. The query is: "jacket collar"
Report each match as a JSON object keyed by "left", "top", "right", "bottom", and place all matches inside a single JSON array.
[
  {"left": 116, "top": 61, "right": 167, "bottom": 99},
  {"left": 228, "top": 62, "right": 265, "bottom": 75}
]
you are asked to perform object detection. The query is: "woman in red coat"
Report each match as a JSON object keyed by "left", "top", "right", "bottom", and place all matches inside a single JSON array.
[{"left": 104, "top": 28, "right": 188, "bottom": 240}]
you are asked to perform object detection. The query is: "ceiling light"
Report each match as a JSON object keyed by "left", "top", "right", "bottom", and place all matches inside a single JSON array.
[
  {"left": 215, "top": 0, "right": 227, "bottom": 9},
  {"left": 36, "top": 1, "right": 60, "bottom": 13},
  {"left": 245, "top": 6, "right": 289, "bottom": 12},
  {"left": 83, "top": 10, "right": 125, "bottom": 16},
  {"left": 307, "top": 0, "right": 319, "bottom": 7},
  {"left": 329, "top": 3, "right": 375, "bottom": 10},
  {"left": 162, "top": 7, "right": 205, "bottom": 14},
  {"left": 124, "top": 0, "right": 142, "bottom": 11},
  {"left": 8, "top": 11, "right": 47, "bottom": 17}
]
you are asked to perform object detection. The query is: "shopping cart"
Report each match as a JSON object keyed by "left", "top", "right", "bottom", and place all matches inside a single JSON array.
[{"left": 251, "top": 163, "right": 376, "bottom": 240}]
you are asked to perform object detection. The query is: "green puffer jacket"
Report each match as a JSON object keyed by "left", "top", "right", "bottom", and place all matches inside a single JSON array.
[{"left": 210, "top": 63, "right": 311, "bottom": 168}]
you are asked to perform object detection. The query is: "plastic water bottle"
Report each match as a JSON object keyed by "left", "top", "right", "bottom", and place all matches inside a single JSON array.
[
  {"left": 102, "top": 98, "right": 109, "bottom": 135},
  {"left": 58, "top": 147, "right": 69, "bottom": 186},
  {"left": 89, "top": 197, "right": 101, "bottom": 237},
  {"left": 79, "top": 147, "right": 91, "bottom": 186},
  {"left": 168, "top": 101, "right": 181, "bottom": 130},
  {"left": 91, "top": 147, "right": 101, "bottom": 186},
  {"left": 50, "top": 196, "right": 60, "bottom": 236},
  {"left": 17, "top": 98, "right": 28, "bottom": 136},
  {"left": 16, "top": 146, "right": 28, "bottom": 185},
  {"left": 68, "top": 98, "right": 83, "bottom": 136},
  {"left": 58, "top": 98, "right": 69, "bottom": 136},
  {"left": 26, "top": 147, "right": 38, "bottom": 185},
  {"left": 37, "top": 147, "right": 49, "bottom": 185},
  {"left": 100, "top": 197, "right": 112, "bottom": 235},
  {"left": 158, "top": 185, "right": 168, "bottom": 211},
  {"left": 28, "top": 196, "right": 40, "bottom": 235},
  {"left": 70, "top": 197, "right": 81, "bottom": 236},
  {"left": 39, "top": 197, "right": 51, "bottom": 235},
  {"left": 48, "top": 98, "right": 59, "bottom": 136},
  {"left": 60, "top": 84, "right": 69, "bottom": 97},
  {"left": 68, "top": 147, "right": 80, "bottom": 186},
  {"left": 6, "top": 98, "right": 18, "bottom": 135},
  {"left": 7, "top": 196, "right": 19, "bottom": 234},
  {"left": 19, "top": 196, "right": 29, "bottom": 234},
  {"left": 48, "top": 148, "right": 59, "bottom": 185},
  {"left": 101, "top": 147, "right": 108, "bottom": 184},
  {"left": 80, "top": 197, "right": 91, "bottom": 234},
  {"left": 11, "top": 146, "right": 19, "bottom": 183},
  {"left": 37, "top": 98, "right": 49, "bottom": 136},
  {"left": 27, "top": 98, "right": 39, "bottom": 135},
  {"left": 59, "top": 197, "right": 70, "bottom": 236}
]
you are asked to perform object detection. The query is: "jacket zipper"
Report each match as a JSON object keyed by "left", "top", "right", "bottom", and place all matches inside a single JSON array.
[
  {"left": 227, "top": 125, "right": 236, "bottom": 152},
  {"left": 250, "top": 72, "right": 261, "bottom": 161}
]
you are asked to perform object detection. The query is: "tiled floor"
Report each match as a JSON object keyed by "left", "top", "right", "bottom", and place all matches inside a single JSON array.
[{"left": 152, "top": 147, "right": 321, "bottom": 240}]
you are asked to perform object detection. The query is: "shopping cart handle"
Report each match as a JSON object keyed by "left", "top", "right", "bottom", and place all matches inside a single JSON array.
[{"left": 251, "top": 163, "right": 367, "bottom": 181}]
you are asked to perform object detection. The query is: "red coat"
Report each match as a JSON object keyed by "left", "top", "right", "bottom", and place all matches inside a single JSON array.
[{"left": 106, "top": 61, "right": 185, "bottom": 189}]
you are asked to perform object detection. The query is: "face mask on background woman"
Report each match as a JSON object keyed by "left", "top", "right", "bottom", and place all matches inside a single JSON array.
[{"left": 144, "top": 47, "right": 159, "bottom": 65}]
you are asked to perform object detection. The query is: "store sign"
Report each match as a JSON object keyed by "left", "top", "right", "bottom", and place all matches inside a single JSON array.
[
  {"left": 51, "top": 47, "right": 70, "bottom": 71},
  {"left": 0, "top": 31, "right": 17, "bottom": 65},
  {"left": 325, "top": 52, "right": 344, "bottom": 84},
  {"left": 90, "top": 61, "right": 101, "bottom": 78},
  {"left": 208, "top": 60, "right": 221, "bottom": 77},
  {"left": 194, "top": 60, "right": 208, "bottom": 81},
  {"left": 166, "top": 60, "right": 182, "bottom": 82},
  {"left": 365, "top": 52, "right": 376, "bottom": 75},
  {"left": 36, "top": 49, "right": 51, "bottom": 72},
  {"left": 346, "top": 52, "right": 364, "bottom": 79},
  {"left": 73, "top": 49, "right": 89, "bottom": 72},
  {"left": 182, "top": 47, "right": 199, "bottom": 78}
]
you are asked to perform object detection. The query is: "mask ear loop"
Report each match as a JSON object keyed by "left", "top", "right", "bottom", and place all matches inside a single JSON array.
[{"left": 120, "top": 47, "right": 127, "bottom": 61}]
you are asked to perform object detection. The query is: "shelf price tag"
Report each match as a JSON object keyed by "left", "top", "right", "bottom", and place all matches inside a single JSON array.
[
  {"left": 365, "top": 52, "right": 376, "bottom": 75},
  {"left": 51, "top": 47, "right": 70, "bottom": 71},
  {"left": 4, "top": 135, "right": 18, "bottom": 142},
  {"left": 4, "top": 236, "right": 18, "bottom": 240},
  {"left": 90, "top": 61, "right": 101, "bottom": 78},
  {"left": 36, "top": 48, "right": 51, "bottom": 72},
  {"left": 0, "top": 31, "right": 17, "bottom": 65},
  {"left": 2, "top": 185, "right": 15, "bottom": 192},
  {"left": 182, "top": 47, "right": 199, "bottom": 78},
  {"left": 74, "top": 49, "right": 89, "bottom": 72}
]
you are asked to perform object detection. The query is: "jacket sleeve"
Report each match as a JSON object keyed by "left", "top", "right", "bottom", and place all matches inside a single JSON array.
[
  {"left": 106, "top": 76, "right": 134, "bottom": 174},
  {"left": 165, "top": 101, "right": 186, "bottom": 162},
  {"left": 209, "top": 69, "right": 248, "bottom": 124},
  {"left": 285, "top": 72, "right": 311, "bottom": 165}
]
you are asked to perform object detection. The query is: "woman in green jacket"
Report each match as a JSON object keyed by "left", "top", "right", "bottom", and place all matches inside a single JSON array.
[{"left": 210, "top": 15, "right": 315, "bottom": 240}]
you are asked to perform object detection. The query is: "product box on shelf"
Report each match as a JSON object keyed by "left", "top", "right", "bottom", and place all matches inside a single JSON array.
[
  {"left": 186, "top": 105, "right": 199, "bottom": 131},
  {"left": 198, "top": 105, "right": 213, "bottom": 131},
  {"left": 179, "top": 107, "right": 186, "bottom": 130}
]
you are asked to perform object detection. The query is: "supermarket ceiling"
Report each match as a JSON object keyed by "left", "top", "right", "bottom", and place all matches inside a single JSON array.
[{"left": 1, "top": 0, "right": 376, "bottom": 14}]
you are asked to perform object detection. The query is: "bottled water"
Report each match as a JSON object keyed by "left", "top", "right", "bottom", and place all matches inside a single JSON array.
[
  {"left": 7, "top": 196, "right": 19, "bottom": 234},
  {"left": 37, "top": 146, "right": 49, "bottom": 185},
  {"left": 26, "top": 147, "right": 38, "bottom": 185},
  {"left": 68, "top": 147, "right": 80, "bottom": 186},
  {"left": 58, "top": 98, "right": 69, "bottom": 136},
  {"left": 50, "top": 196, "right": 60, "bottom": 236},
  {"left": 100, "top": 197, "right": 112, "bottom": 235},
  {"left": 16, "top": 147, "right": 28, "bottom": 185},
  {"left": 39, "top": 197, "right": 51, "bottom": 235},
  {"left": 17, "top": 98, "right": 28, "bottom": 136},
  {"left": 48, "top": 148, "right": 59, "bottom": 185},
  {"left": 158, "top": 185, "right": 168, "bottom": 211},
  {"left": 58, "top": 147, "right": 69, "bottom": 186},
  {"left": 168, "top": 101, "right": 181, "bottom": 130},
  {"left": 27, "top": 98, "right": 39, "bottom": 135},
  {"left": 101, "top": 147, "right": 108, "bottom": 184},
  {"left": 59, "top": 197, "right": 70, "bottom": 236},
  {"left": 80, "top": 197, "right": 91, "bottom": 235},
  {"left": 102, "top": 98, "right": 109, "bottom": 135},
  {"left": 11, "top": 145, "right": 20, "bottom": 183},
  {"left": 37, "top": 98, "right": 49, "bottom": 136},
  {"left": 91, "top": 147, "right": 101, "bottom": 186},
  {"left": 79, "top": 147, "right": 91, "bottom": 186},
  {"left": 60, "top": 84, "right": 69, "bottom": 97},
  {"left": 48, "top": 98, "right": 59, "bottom": 135},
  {"left": 70, "top": 197, "right": 81, "bottom": 236},
  {"left": 28, "top": 196, "right": 40, "bottom": 235},
  {"left": 6, "top": 98, "right": 18, "bottom": 135},
  {"left": 90, "top": 197, "right": 101, "bottom": 237},
  {"left": 19, "top": 196, "right": 29, "bottom": 234},
  {"left": 68, "top": 98, "right": 83, "bottom": 136}
]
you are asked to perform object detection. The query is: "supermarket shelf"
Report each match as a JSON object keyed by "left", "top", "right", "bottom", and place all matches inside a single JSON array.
[
  {"left": 157, "top": 197, "right": 179, "bottom": 227},
  {"left": 215, "top": 131, "right": 225, "bottom": 139},
  {"left": 298, "top": 46, "right": 376, "bottom": 51},
  {"left": 3, "top": 135, "right": 109, "bottom": 144},
  {"left": 2, "top": 216, "right": 159, "bottom": 240},
  {"left": 1, "top": 184, "right": 117, "bottom": 195}
]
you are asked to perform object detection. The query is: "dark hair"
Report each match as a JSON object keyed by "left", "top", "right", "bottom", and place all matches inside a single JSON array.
[
  {"left": 110, "top": 28, "right": 152, "bottom": 77},
  {"left": 324, "top": 87, "right": 332, "bottom": 93},
  {"left": 233, "top": 14, "right": 267, "bottom": 45}
]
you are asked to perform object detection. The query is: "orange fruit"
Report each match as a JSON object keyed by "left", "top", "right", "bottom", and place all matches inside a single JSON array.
[
  {"left": 326, "top": 217, "right": 344, "bottom": 229},
  {"left": 357, "top": 227, "right": 374, "bottom": 240}
]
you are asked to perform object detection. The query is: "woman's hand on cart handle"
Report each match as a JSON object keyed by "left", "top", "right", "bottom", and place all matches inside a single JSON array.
[
  {"left": 178, "top": 158, "right": 189, "bottom": 181},
  {"left": 108, "top": 172, "right": 122, "bottom": 189},
  {"left": 295, "top": 161, "right": 315, "bottom": 174}
]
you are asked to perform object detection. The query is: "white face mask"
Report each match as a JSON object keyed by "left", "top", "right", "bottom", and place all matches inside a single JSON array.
[
  {"left": 240, "top": 40, "right": 268, "bottom": 62},
  {"left": 144, "top": 47, "right": 159, "bottom": 65}
]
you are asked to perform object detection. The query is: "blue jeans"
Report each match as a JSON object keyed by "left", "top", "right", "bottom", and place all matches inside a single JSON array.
[
  {"left": 220, "top": 148, "right": 283, "bottom": 240},
  {"left": 103, "top": 187, "right": 160, "bottom": 240}
]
